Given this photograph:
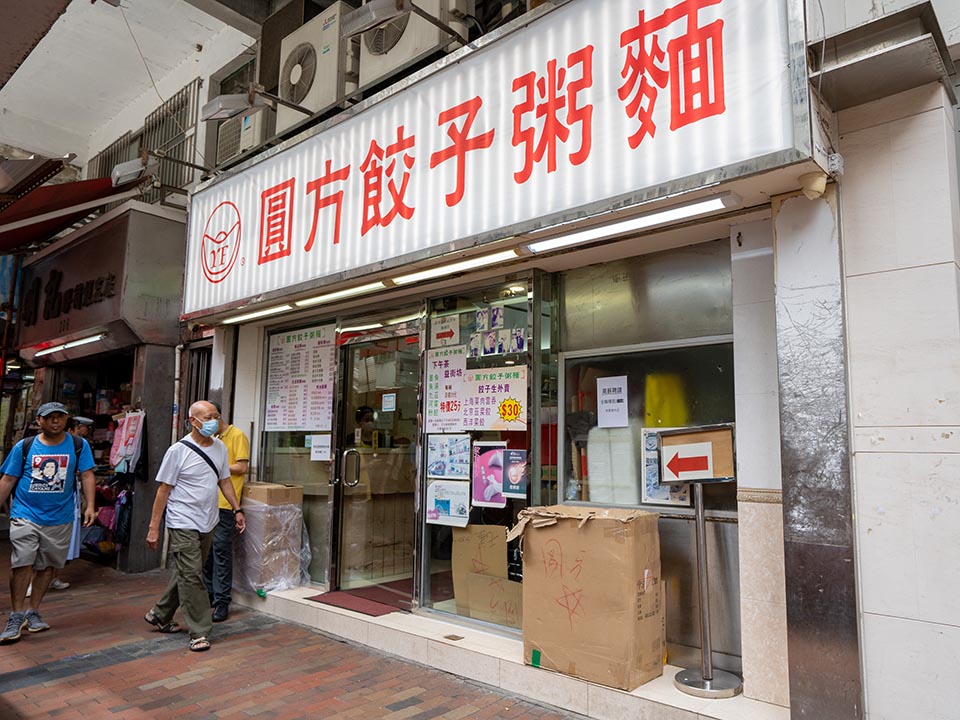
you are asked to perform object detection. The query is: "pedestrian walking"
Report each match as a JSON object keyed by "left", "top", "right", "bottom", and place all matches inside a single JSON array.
[
  {"left": 0, "top": 402, "right": 96, "bottom": 644},
  {"left": 144, "top": 400, "right": 245, "bottom": 652},
  {"left": 202, "top": 403, "right": 250, "bottom": 623}
]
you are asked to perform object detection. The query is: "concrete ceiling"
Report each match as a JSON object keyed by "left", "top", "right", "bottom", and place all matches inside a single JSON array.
[
  {"left": 0, "top": 0, "right": 71, "bottom": 90},
  {"left": 0, "top": 0, "right": 255, "bottom": 164}
]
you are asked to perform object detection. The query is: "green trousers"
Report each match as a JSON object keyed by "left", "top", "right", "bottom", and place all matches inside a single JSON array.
[{"left": 153, "top": 528, "right": 214, "bottom": 639}]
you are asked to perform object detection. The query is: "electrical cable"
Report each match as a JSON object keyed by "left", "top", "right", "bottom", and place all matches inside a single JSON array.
[{"left": 119, "top": 5, "right": 211, "bottom": 170}]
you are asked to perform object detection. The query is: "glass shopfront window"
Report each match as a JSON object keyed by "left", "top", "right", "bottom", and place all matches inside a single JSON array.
[{"left": 419, "top": 280, "right": 533, "bottom": 627}]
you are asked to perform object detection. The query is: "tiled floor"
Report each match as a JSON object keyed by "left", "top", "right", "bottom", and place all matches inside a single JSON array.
[
  {"left": 0, "top": 551, "right": 584, "bottom": 719},
  {"left": 239, "top": 587, "right": 791, "bottom": 720}
]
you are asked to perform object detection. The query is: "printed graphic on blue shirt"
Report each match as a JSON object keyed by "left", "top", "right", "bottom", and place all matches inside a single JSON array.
[{"left": 29, "top": 454, "right": 69, "bottom": 493}]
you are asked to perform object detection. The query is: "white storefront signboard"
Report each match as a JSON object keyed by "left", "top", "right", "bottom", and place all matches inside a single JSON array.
[{"left": 185, "top": 0, "right": 796, "bottom": 316}]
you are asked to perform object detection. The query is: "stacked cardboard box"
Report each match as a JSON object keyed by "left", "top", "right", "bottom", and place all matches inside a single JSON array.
[
  {"left": 507, "top": 505, "right": 663, "bottom": 691},
  {"left": 235, "top": 483, "right": 304, "bottom": 593}
]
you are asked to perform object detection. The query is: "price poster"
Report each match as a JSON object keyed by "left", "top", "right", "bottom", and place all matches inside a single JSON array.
[
  {"left": 425, "top": 346, "right": 466, "bottom": 433},
  {"left": 265, "top": 324, "right": 336, "bottom": 431},
  {"left": 461, "top": 366, "right": 527, "bottom": 431}
]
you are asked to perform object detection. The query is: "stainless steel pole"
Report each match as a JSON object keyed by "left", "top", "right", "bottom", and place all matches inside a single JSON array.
[{"left": 694, "top": 483, "right": 713, "bottom": 681}]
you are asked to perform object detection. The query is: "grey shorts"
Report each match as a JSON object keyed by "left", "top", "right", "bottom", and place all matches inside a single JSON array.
[{"left": 9, "top": 518, "right": 72, "bottom": 570}]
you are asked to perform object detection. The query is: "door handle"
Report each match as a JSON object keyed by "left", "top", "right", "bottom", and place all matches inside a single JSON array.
[{"left": 341, "top": 448, "right": 361, "bottom": 487}]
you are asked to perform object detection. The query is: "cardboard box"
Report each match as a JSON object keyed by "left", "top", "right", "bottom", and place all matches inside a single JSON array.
[
  {"left": 507, "top": 505, "right": 663, "bottom": 691},
  {"left": 243, "top": 482, "right": 304, "bottom": 506},
  {"left": 466, "top": 573, "right": 522, "bottom": 628},
  {"left": 451, "top": 525, "right": 508, "bottom": 615}
]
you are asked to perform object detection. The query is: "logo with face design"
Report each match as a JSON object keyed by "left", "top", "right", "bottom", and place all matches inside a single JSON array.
[{"left": 201, "top": 201, "right": 242, "bottom": 284}]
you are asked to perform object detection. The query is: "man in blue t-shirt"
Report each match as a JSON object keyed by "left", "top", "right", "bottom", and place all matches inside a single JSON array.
[{"left": 0, "top": 402, "right": 95, "bottom": 644}]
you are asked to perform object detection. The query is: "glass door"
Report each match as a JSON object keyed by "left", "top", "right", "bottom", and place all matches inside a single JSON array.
[{"left": 333, "top": 333, "right": 420, "bottom": 608}]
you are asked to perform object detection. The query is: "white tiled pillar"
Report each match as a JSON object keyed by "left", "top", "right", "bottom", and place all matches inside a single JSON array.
[
  {"left": 839, "top": 82, "right": 960, "bottom": 720},
  {"left": 730, "top": 219, "right": 789, "bottom": 707}
]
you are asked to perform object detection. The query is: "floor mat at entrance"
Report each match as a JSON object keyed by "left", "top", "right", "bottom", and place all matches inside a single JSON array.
[{"left": 305, "top": 591, "right": 400, "bottom": 616}]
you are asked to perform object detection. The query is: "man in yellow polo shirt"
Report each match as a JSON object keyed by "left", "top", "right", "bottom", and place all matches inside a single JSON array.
[{"left": 202, "top": 403, "right": 250, "bottom": 623}]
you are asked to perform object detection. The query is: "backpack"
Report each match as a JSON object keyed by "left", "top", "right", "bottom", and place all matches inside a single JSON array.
[{"left": 21, "top": 434, "right": 85, "bottom": 480}]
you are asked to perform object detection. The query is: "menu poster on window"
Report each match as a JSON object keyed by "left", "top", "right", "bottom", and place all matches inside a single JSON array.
[
  {"left": 461, "top": 367, "right": 527, "bottom": 431},
  {"left": 425, "top": 346, "right": 466, "bottom": 433},
  {"left": 264, "top": 324, "right": 336, "bottom": 431},
  {"left": 426, "top": 480, "right": 470, "bottom": 527},
  {"left": 472, "top": 441, "right": 507, "bottom": 508},
  {"left": 597, "top": 375, "right": 629, "bottom": 428}
]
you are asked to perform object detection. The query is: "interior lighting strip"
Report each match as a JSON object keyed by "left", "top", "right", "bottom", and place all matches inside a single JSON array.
[
  {"left": 294, "top": 281, "right": 387, "bottom": 308},
  {"left": 392, "top": 250, "right": 520, "bottom": 286},
  {"left": 525, "top": 192, "right": 742, "bottom": 254},
  {"left": 222, "top": 304, "right": 293, "bottom": 324}
]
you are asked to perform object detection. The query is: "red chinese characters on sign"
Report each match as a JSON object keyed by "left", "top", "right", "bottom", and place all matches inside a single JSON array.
[
  {"left": 360, "top": 126, "right": 416, "bottom": 236},
  {"left": 259, "top": 179, "right": 296, "bottom": 264},
  {"left": 429, "top": 97, "right": 495, "bottom": 207},
  {"left": 304, "top": 160, "right": 351, "bottom": 251},
  {"left": 511, "top": 45, "right": 594, "bottom": 184},
  {"left": 619, "top": 0, "right": 725, "bottom": 148}
]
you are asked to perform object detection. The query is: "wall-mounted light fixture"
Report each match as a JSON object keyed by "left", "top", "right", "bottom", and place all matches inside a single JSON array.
[
  {"left": 201, "top": 83, "right": 313, "bottom": 123},
  {"left": 392, "top": 249, "right": 520, "bottom": 285},
  {"left": 525, "top": 192, "right": 742, "bottom": 254},
  {"left": 35, "top": 333, "right": 106, "bottom": 358}
]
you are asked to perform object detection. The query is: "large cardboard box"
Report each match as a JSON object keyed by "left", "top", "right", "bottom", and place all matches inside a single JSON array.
[
  {"left": 243, "top": 482, "right": 304, "bottom": 506},
  {"left": 507, "top": 505, "right": 663, "bottom": 691}
]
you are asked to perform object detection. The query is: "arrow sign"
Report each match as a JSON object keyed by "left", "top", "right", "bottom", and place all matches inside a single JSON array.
[
  {"left": 436, "top": 329, "right": 455, "bottom": 340},
  {"left": 432, "top": 315, "right": 459, "bottom": 347},
  {"left": 661, "top": 441, "right": 714, "bottom": 482},
  {"left": 666, "top": 452, "right": 709, "bottom": 478}
]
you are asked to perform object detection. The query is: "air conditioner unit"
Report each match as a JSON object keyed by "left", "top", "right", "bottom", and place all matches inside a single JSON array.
[
  {"left": 359, "top": 0, "right": 467, "bottom": 88},
  {"left": 276, "top": 1, "right": 360, "bottom": 134},
  {"left": 215, "top": 110, "right": 269, "bottom": 165}
]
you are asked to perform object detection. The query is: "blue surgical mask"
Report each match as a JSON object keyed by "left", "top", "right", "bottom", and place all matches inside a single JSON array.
[{"left": 198, "top": 419, "right": 219, "bottom": 437}]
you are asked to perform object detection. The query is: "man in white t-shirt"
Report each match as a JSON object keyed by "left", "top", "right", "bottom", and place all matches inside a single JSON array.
[{"left": 143, "top": 400, "right": 246, "bottom": 652}]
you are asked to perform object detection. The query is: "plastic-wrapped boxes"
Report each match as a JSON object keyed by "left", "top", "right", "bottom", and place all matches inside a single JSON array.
[{"left": 235, "top": 483, "right": 305, "bottom": 594}]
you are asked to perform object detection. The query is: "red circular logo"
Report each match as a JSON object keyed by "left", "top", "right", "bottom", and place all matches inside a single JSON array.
[{"left": 201, "top": 201, "right": 242, "bottom": 284}]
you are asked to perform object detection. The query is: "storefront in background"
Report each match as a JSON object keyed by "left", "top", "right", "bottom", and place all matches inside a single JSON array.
[
  {"left": 181, "top": 0, "right": 826, "bottom": 709},
  {"left": 18, "top": 201, "right": 185, "bottom": 573}
]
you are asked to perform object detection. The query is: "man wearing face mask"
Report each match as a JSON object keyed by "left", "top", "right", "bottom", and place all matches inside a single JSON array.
[{"left": 143, "top": 400, "right": 246, "bottom": 652}]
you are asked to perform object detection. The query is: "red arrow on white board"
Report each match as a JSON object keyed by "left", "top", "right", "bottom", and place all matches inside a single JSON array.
[
  {"left": 666, "top": 452, "right": 709, "bottom": 478},
  {"left": 436, "top": 329, "right": 455, "bottom": 340}
]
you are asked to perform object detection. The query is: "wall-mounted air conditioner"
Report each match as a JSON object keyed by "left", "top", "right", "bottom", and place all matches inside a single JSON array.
[
  {"left": 359, "top": 0, "right": 468, "bottom": 88},
  {"left": 276, "top": 1, "right": 360, "bottom": 134},
  {"left": 216, "top": 110, "right": 269, "bottom": 165}
]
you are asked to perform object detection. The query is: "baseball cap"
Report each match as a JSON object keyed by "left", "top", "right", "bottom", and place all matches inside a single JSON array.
[
  {"left": 37, "top": 402, "right": 69, "bottom": 417},
  {"left": 73, "top": 416, "right": 95, "bottom": 426}
]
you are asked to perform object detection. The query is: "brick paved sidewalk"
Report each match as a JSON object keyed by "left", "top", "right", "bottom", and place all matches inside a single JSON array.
[{"left": 0, "top": 548, "right": 584, "bottom": 720}]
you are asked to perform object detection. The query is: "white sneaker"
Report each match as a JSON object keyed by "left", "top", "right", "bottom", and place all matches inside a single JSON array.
[{"left": 50, "top": 579, "right": 70, "bottom": 591}]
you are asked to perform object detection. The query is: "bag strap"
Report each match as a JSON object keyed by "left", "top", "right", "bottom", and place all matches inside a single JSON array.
[
  {"left": 21, "top": 436, "right": 33, "bottom": 479},
  {"left": 178, "top": 439, "right": 220, "bottom": 479}
]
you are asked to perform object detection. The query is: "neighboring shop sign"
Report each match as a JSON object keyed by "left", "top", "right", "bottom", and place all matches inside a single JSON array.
[
  {"left": 19, "top": 222, "right": 126, "bottom": 346},
  {"left": 264, "top": 324, "right": 336, "bottom": 431},
  {"left": 184, "top": 0, "right": 797, "bottom": 315}
]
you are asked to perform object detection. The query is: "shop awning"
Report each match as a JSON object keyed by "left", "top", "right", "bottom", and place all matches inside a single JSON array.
[{"left": 0, "top": 176, "right": 144, "bottom": 253}]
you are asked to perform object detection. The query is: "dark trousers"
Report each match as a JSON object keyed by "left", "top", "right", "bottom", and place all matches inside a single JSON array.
[{"left": 202, "top": 509, "right": 236, "bottom": 608}]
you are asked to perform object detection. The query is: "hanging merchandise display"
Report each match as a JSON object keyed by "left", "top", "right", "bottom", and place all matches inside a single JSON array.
[{"left": 110, "top": 410, "right": 145, "bottom": 472}]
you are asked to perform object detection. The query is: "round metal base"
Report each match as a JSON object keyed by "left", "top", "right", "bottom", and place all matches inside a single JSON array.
[{"left": 673, "top": 668, "right": 743, "bottom": 699}]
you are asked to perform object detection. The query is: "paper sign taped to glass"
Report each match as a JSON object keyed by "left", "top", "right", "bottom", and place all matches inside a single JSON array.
[{"left": 425, "top": 479, "right": 470, "bottom": 527}]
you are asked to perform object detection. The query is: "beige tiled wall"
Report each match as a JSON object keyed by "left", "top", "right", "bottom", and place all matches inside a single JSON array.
[
  {"left": 839, "top": 82, "right": 960, "bottom": 719},
  {"left": 730, "top": 220, "right": 790, "bottom": 707}
]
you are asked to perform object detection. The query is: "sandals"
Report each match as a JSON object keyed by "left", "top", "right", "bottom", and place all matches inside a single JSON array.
[
  {"left": 144, "top": 609, "right": 181, "bottom": 634},
  {"left": 189, "top": 636, "right": 211, "bottom": 652}
]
